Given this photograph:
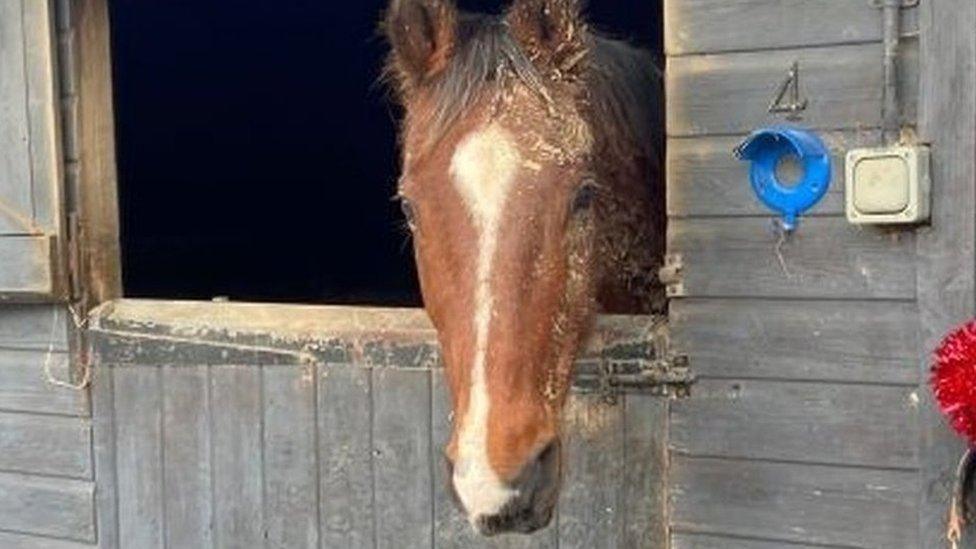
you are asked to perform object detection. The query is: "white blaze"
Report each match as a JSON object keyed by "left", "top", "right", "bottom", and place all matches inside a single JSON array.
[{"left": 450, "top": 124, "right": 520, "bottom": 523}]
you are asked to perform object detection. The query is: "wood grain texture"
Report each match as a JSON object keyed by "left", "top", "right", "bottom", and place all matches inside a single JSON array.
[
  {"left": 669, "top": 217, "right": 916, "bottom": 299},
  {"left": 915, "top": 0, "right": 976, "bottom": 547},
  {"left": 0, "top": 304, "right": 69, "bottom": 351},
  {"left": 0, "top": 531, "right": 93, "bottom": 549},
  {"left": 670, "top": 456, "right": 918, "bottom": 547},
  {"left": 113, "top": 367, "right": 164, "bottom": 549},
  {"left": 210, "top": 365, "right": 265, "bottom": 548},
  {"left": 0, "top": 350, "right": 87, "bottom": 416},
  {"left": 0, "top": 0, "right": 35, "bottom": 236},
  {"left": 0, "top": 472, "right": 94, "bottom": 543},
  {"left": 430, "top": 369, "right": 558, "bottom": 549},
  {"left": 669, "top": 299, "right": 918, "bottom": 384},
  {"left": 667, "top": 41, "right": 918, "bottom": 137},
  {"left": 161, "top": 366, "right": 213, "bottom": 548},
  {"left": 558, "top": 394, "right": 624, "bottom": 549},
  {"left": 0, "top": 411, "right": 91, "bottom": 478},
  {"left": 89, "top": 356, "right": 117, "bottom": 549},
  {"left": 665, "top": 0, "right": 918, "bottom": 55},
  {"left": 262, "top": 365, "right": 319, "bottom": 549},
  {"left": 671, "top": 379, "right": 919, "bottom": 468},
  {"left": 318, "top": 364, "right": 374, "bottom": 549},
  {"left": 621, "top": 395, "right": 668, "bottom": 549},
  {"left": 371, "top": 367, "right": 433, "bottom": 549},
  {"left": 667, "top": 130, "right": 879, "bottom": 218},
  {"left": 671, "top": 532, "right": 828, "bottom": 549},
  {"left": 0, "top": 236, "right": 56, "bottom": 299}
]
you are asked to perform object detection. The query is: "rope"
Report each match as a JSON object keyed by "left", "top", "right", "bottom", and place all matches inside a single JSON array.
[{"left": 42, "top": 306, "right": 92, "bottom": 390}]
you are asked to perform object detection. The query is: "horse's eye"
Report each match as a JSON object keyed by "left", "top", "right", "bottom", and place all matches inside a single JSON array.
[
  {"left": 571, "top": 183, "right": 598, "bottom": 214},
  {"left": 400, "top": 198, "right": 417, "bottom": 228}
]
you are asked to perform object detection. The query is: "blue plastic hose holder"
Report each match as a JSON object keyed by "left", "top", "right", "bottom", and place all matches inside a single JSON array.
[{"left": 735, "top": 125, "right": 832, "bottom": 231}]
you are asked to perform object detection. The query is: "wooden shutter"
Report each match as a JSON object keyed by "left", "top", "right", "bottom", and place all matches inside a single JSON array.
[{"left": 0, "top": 0, "right": 65, "bottom": 300}]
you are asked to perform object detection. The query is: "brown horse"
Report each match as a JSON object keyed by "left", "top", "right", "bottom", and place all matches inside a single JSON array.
[{"left": 384, "top": 0, "right": 663, "bottom": 535}]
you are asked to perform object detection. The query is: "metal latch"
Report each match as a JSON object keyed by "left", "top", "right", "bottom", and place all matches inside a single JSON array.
[{"left": 574, "top": 330, "right": 695, "bottom": 404}]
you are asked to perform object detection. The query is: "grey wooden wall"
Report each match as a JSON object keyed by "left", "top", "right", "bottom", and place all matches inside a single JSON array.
[
  {"left": 88, "top": 300, "right": 670, "bottom": 549},
  {"left": 664, "top": 0, "right": 972, "bottom": 548},
  {"left": 0, "top": 0, "right": 99, "bottom": 547}
]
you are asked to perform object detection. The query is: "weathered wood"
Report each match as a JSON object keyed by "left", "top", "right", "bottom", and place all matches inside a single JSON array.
[
  {"left": 667, "top": 41, "right": 918, "bottom": 137},
  {"left": 621, "top": 395, "right": 668, "bottom": 549},
  {"left": 671, "top": 532, "right": 827, "bottom": 549},
  {"left": 113, "top": 366, "right": 163, "bottom": 549},
  {"left": 670, "top": 456, "right": 918, "bottom": 547},
  {"left": 89, "top": 354, "right": 117, "bottom": 549},
  {"left": 558, "top": 394, "right": 624, "bottom": 549},
  {"left": 0, "top": 304, "right": 69, "bottom": 351},
  {"left": 75, "top": 0, "right": 123, "bottom": 307},
  {"left": 669, "top": 299, "right": 918, "bottom": 384},
  {"left": 0, "top": 350, "right": 87, "bottom": 416},
  {"left": 665, "top": 0, "right": 918, "bottom": 55},
  {"left": 0, "top": 472, "right": 94, "bottom": 543},
  {"left": 262, "top": 365, "right": 318, "bottom": 548},
  {"left": 668, "top": 217, "right": 916, "bottom": 299},
  {"left": 430, "top": 369, "right": 558, "bottom": 549},
  {"left": 0, "top": 0, "right": 35, "bottom": 236},
  {"left": 671, "top": 379, "right": 919, "bottom": 469},
  {"left": 210, "top": 365, "right": 265, "bottom": 548},
  {"left": 371, "top": 367, "right": 433, "bottom": 549},
  {"left": 161, "top": 366, "right": 213, "bottom": 548},
  {"left": 318, "top": 363, "right": 374, "bottom": 549},
  {"left": 0, "top": 531, "right": 93, "bottom": 549},
  {"left": 0, "top": 411, "right": 91, "bottom": 479},
  {"left": 667, "top": 130, "right": 879, "bottom": 218},
  {"left": 915, "top": 0, "right": 976, "bottom": 547},
  {"left": 0, "top": 236, "right": 57, "bottom": 299}
]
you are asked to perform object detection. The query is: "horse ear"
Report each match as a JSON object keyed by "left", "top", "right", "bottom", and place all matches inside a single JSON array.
[
  {"left": 384, "top": 0, "right": 458, "bottom": 96},
  {"left": 506, "top": 0, "right": 588, "bottom": 76}
]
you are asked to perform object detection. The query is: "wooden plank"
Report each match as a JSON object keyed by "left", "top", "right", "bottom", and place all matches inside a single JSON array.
[
  {"left": 558, "top": 394, "right": 625, "bottom": 549},
  {"left": 0, "top": 472, "right": 94, "bottom": 543},
  {"left": 915, "top": 0, "right": 976, "bottom": 547},
  {"left": 670, "top": 457, "right": 918, "bottom": 547},
  {"left": 0, "top": 349, "right": 87, "bottom": 416},
  {"left": 671, "top": 379, "right": 919, "bottom": 468},
  {"left": 0, "top": 531, "right": 93, "bottom": 549},
  {"left": 667, "top": 41, "right": 918, "bottom": 137},
  {"left": 430, "top": 369, "right": 558, "bottom": 548},
  {"left": 621, "top": 394, "right": 668, "bottom": 549},
  {"left": 671, "top": 532, "right": 828, "bottom": 549},
  {"left": 113, "top": 366, "right": 163, "bottom": 549},
  {"left": 0, "top": 236, "right": 56, "bottom": 299},
  {"left": 0, "top": 304, "right": 68, "bottom": 351},
  {"left": 161, "top": 366, "right": 213, "bottom": 548},
  {"left": 262, "top": 365, "right": 318, "bottom": 548},
  {"left": 210, "top": 365, "right": 265, "bottom": 548},
  {"left": 89, "top": 358, "right": 118, "bottom": 549},
  {"left": 0, "top": 0, "right": 35, "bottom": 236},
  {"left": 0, "top": 411, "right": 91, "bottom": 478},
  {"left": 667, "top": 131, "right": 878, "bottom": 218},
  {"left": 318, "top": 364, "right": 374, "bottom": 549},
  {"left": 372, "top": 367, "right": 432, "bottom": 549},
  {"left": 670, "top": 299, "right": 918, "bottom": 384},
  {"left": 668, "top": 217, "right": 916, "bottom": 299},
  {"left": 665, "top": 0, "right": 918, "bottom": 55}
]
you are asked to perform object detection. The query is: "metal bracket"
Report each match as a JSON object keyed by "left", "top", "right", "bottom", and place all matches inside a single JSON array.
[
  {"left": 659, "top": 254, "right": 685, "bottom": 298},
  {"left": 868, "top": 0, "right": 918, "bottom": 7},
  {"left": 768, "top": 61, "right": 808, "bottom": 120}
]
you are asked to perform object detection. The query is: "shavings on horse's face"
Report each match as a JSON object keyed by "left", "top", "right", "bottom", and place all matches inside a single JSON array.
[{"left": 384, "top": 0, "right": 663, "bottom": 536}]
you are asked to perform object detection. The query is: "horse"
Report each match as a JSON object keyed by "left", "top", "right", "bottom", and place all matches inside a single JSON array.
[{"left": 383, "top": 0, "right": 663, "bottom": 535}]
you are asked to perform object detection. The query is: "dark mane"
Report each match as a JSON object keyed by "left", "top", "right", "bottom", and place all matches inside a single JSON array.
[{"left": 389, "top": 12, "right": 662, "bottom": 160}]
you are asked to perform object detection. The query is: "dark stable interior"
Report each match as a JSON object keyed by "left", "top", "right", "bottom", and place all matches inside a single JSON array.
[{"left": 109, "top": 0, "right": 663, "bottom": 305}]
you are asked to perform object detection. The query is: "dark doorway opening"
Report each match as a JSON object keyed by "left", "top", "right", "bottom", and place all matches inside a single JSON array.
[{"left": 109, "top": 0, "right": 663, "bottom": 305}]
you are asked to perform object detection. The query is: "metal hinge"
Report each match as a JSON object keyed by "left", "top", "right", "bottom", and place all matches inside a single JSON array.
[
  {"left": 868, "top": 0, "right": 918, "bottom": 7},
  {"left": 574, "top": 329, "right": 695, "bottom": 404},
  {"left": 659, "top": 253, "right": 685, "bottom": 298},
  {"left": 66, "top": 211, "right": 84, "bottom": 302}
]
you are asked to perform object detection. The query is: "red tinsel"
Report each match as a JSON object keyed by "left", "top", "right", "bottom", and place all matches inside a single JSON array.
[{"left": 932, "top": 320, "right": 976, "bottom": 446}]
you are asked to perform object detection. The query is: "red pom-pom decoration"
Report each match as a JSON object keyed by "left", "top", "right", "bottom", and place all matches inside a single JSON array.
[{"left": 932, "top": 320, "right": 976, "bottom": 446}]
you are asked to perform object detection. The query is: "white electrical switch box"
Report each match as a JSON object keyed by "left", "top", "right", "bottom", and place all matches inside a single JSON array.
[{"left": 845, "top": 145, "right": 930, "bottom": 225}]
